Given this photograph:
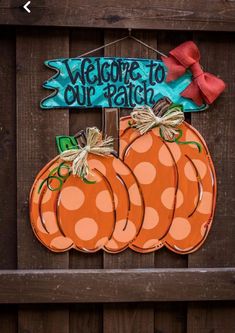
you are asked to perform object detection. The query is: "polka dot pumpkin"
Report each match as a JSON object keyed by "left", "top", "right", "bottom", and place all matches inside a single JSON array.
[
  {"left": 30, "top": 152, "right": 144, "bottom": 253},
  {"left": 119, "top": 116, "right": 216, "bottom": 254},
  {"left": 29, "top": 112, "right": 216, "bottom": 255}
]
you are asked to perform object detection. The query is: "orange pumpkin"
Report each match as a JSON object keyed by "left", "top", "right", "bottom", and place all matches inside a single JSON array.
[
  {"left": 29, "top": 134, "right": 144, "bottom": 253},
  {"left": 119, "top": 113, "right": 216, "bottom": 254}
]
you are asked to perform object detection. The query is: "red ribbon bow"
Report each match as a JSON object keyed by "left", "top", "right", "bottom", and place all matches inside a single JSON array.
[{"left": 162, "top": 41, "right": 226, "bottom": 106}]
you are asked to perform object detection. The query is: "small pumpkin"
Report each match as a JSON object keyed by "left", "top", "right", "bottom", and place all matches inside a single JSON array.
[
  {"left": 119, "top": 99, "right": 216, "bottom": 254},
  {"left": 29, "top": 128, "right": 143, "bottom": 253}
]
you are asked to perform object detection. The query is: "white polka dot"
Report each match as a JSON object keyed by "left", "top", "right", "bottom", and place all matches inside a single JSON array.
[
  {"left": 36, "top": 216, "right": 47, "bottom": 234},
  {"left": 131, "top": 133, "right": 153, "bottom": 153},
  {"left": 197, "top": 192, "right": 213, "bottom": 214},
  {"left": 134, "top": 162, "right": 156, "bottom": 184},
  {"left": 95, "top": 237, "right": 109, "bottom": 248},
  {"left": 142, "top": 207, "right": 159, "bottom": 229},
  {"left": 151, "top": 127, "right": 160, "bottom": 136},
  {"left": 96, "top": 190, "right": 113, "bottom": 212},
  {"left": 161, "top": 187, "right": 184, "bottom": 209},
  {"left": 112, "top": 158, "right": 130, "bottom": 175},
  {"left": 129, "top": 183, "right": 142, "bottom": 206},
  {"left": 105, "top": 239, "right": 119, "bottom": 250},
  {"left": 88, "top": 159, "right": 106, "bottom": 175},
  {"left": 158, "top": 145, "right": 174, "bottom": 166},
  {"left": 184, "top": 160, "right": 207, "bottom": 181},
  {"left": 168, "top": 143, "right": 181, "bottom": 163},
  {"left": 184, "top": 161, "right": 197, "bottom": 181},
  {"left": 113, "top": 219, "right": 137, "bottom": 243},
  {"left": 169, "top": 217, "right": 191, "bottom": 240},
  {"left": 193, "top": 159, "right": 207, "bottom": 179},
  {"left": 143, "top": 239, "right": 163, "bottom": 249},
  {"left": 60, "top": 186, "right": 85, "bottom": 210},
  {"left": 75, "top": 218, "right": 98, "bottom": 240},
  {"left": 41, "top": 211, "right": 59, "bottom": 234},
  {"left": 50, "top": 236, "right": 73, "bottom": 250}
]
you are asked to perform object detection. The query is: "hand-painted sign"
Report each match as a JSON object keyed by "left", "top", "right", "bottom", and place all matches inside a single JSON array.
[{"left": 41, "top": 57, "right": 207, "bottom": 112}]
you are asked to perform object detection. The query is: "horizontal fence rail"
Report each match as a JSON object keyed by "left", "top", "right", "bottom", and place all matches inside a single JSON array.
[
  {"left": 0, "top": 268, "right": 234, "bottom": 303},
  {"left": 1, "top": 1, "right": 235, "bottom": 31}
]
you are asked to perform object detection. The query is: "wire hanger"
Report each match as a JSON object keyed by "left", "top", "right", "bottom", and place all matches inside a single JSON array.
[{"left": 76, "top": 29, "right": 167, "bottom": 58}]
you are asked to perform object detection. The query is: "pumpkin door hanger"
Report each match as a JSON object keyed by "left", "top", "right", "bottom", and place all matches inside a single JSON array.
[
  {"left": 29, "top": 99, "right": 216, "bottom": 255},
  {"left": 119, "top": 98, "right": 216, "bottom": 254},
  {"left": 29, "top": 127, "right": 144, "bottom": 253}
]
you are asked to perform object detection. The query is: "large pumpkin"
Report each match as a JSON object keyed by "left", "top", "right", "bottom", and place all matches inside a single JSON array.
[
  {"left": 29, "top": 135, "right": 144, "bottom": 253},
  {"left": 119, "top": 114, "right": 216, "bottom": 254}
]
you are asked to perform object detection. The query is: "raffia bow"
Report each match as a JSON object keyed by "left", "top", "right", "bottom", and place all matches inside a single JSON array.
[
  {"left": 130, "top": 101, "right": 185, "bottom": 140},
  {"left": 60, "top": 127, "right": 114, "bottom": 179}
]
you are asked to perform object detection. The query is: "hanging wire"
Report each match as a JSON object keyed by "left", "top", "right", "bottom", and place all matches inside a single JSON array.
[{"left": 76, "top": 29, "right": 167, "bottom": 58}]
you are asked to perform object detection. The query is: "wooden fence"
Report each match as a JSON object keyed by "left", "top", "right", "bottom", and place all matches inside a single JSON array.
[{"left": 0, "top": 1, "right": 235, "bottom": 332}]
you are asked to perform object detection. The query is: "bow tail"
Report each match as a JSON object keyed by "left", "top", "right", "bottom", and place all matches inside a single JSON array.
[{"left": 181, "top": 81, "right": 204, "bottom": 106}]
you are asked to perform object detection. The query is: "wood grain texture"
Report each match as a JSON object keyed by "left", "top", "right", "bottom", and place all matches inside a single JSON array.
[
  {"left": 18, "top": 305, "right": 69, "bottom": 333},
  {"left": 16, "top": 27, "right": 70, "bottom": 333},
  {"left": 0, "top": 28, "right": 17, "bottom": 270},
  {"left": 1, "top": 1, "right": 235, "bottom": 31},
  {"left": 155, "top": 303, "right": 187, "bottom": 333},
  {"left": 0, "top": 268, "right": 235, "bottom": 303},
  {"left": 69, "top": 304, "right": 103, "bottom": 333},
  {"left": 187, "top": 31, "right": 235, "bottom": 333},
  {"left": 0, "top": 28, "right": 18, "bottom": 333},
  {"left": 187, "top": 302, "right": 235, "bottom": 333},
  {"left": 189, "top": 32, "right": 235, "bottom": 268},
  {"left": 0, "top": 305, "right": 17, "bottom": 333}
]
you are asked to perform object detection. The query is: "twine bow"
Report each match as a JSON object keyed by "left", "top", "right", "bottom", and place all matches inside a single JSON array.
[
  {"left": 131, "top": 102, "right": 185, "bottom": 140},
  {"left": 60, "top": 127, "right": 114, "bottom": 179}
]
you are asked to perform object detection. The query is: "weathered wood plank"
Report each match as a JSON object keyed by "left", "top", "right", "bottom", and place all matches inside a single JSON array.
[
  {"left": 104, "top": 303, "right": 155, "bottom": 333},
  {"left": 16, "top": 28, "right": 70, "bottom": 269},
  {"left": 188, "top": 31, "right": 235, "bottom": 333},
  {"left": 16, "top": 27, "right": 70, "bottom": 333},
  {"left": 0, "top": 268, "right": 234, "bottom": 303},
  {"left": 189, "top": 32, "right": 235, "bottom": 268},
  {"left": 0, "top": 28, "right": 17, "bottom": 270},
  {"left": 187, "top": 302, "right": 235, "bottom": 333},
  {"left": 155, "top": 303, "right": 187, "bottom": 333},
  {"left": 69, "top": 304, "right": 103, "bottom": 333},
  {"left": 0, "top": 28, "right": 17, "bottom": 333},
  {"left": 1, "top": 1, "right": 235, "bottom": 31},
  {"left": 0, "top": 305, "right": 17, "bottom": 333},
  {"left": 18, "top": 305, "right": 69, "bottom": 333}
]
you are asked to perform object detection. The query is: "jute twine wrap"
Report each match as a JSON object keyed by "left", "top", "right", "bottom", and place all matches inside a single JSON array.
[
  {"left": 60, "top": 127, "right": 114, "bottom": 178},
  {"left": 131, "top": 102, "right": 185, "bottom": 140}
]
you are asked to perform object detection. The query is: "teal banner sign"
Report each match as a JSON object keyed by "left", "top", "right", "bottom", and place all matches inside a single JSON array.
[{"left": 41, "top": 57, "right": 207, "bottom": 112}]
